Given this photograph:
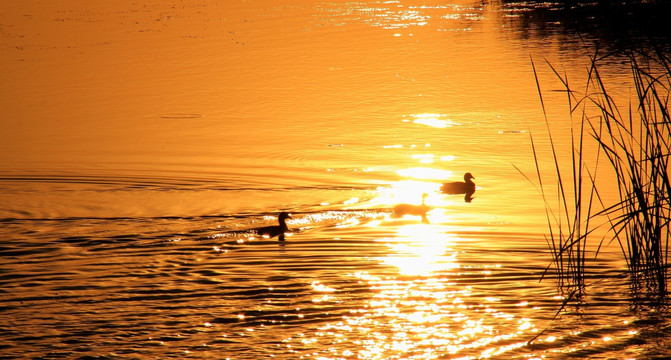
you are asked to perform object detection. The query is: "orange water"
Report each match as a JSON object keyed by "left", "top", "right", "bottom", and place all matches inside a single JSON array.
[{"left": 1, "top": 1, "right": 669, "bottom": 359}]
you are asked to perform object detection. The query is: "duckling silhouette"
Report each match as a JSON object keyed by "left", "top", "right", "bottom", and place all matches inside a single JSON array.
[
  {"left": 392, "top": 193, "right": 431, "bottom": 224},
  {"left": 254, "top": 212, "right": 292, "bottom": 241}
]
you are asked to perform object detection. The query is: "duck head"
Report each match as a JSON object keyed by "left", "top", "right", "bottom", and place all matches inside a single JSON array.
[{"left": 278, "top": 212, "right": 292, "bottom": 221}]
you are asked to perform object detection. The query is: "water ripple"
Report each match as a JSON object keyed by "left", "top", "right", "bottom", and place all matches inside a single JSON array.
[{"left": 0, "top": 209, "right": 669, "bottom": 359}]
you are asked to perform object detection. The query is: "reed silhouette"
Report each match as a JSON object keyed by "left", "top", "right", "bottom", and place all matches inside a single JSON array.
[
  {"left": 392, "top": 193, "right": 431, "bottom": 224},
  {"left": 441, "top": 173, "right": 476, "bottom": 202},
  {"left": 254, "top": 212, "right": 292, "bottom": 241},
  {"left": 524, "top": 47, "right": 670, "bottom": 297}
]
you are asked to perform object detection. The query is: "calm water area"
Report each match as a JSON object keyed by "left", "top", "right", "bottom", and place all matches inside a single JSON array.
[{"left": 1, "top": 1, "right": 670, "bottom": 359}]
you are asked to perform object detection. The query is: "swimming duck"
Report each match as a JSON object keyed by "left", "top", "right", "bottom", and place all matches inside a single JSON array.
[
  {"left": 441, "top": 172, "right": 476, "bottom": 195},
  {"left": 392, "top": 193, "right": 431, "bottom": 223},
  {"left": 255, "top": 212, "right": 292, "bottom": 241}
]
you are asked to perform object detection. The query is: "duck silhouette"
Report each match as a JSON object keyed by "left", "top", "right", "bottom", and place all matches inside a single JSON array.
[
  {"left": 441, "top": 172, "right": 475, "bottom": 194},
  {"left": 441, "top": 172, "right": 476, "bottom": 202},
  {"left": 254, "top": 212, "right": 292, "bottom": 241},
  {"left": 392, "top": 193, "right": 431, "bottom": 223}
]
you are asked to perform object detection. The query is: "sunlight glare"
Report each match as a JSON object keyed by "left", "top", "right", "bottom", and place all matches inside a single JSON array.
[
  {"left": 373, "top": 180, "right": 438, "bottom": 206},
  {"left": 396, "top": 167, "right": 452, "bottom": 180},
  {"left": 411, "top": 113, "right": 459, "bottom": 128},
  {"left": 378, "top": 224, "right": 459, "bottom": 275}
]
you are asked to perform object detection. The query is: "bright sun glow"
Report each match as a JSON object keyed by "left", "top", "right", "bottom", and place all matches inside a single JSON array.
[
  {"left": 373, "top": 180, "right": 438, "bottom": 206},
  {"left": 411, "top": 113, "right": 459, "bottom": 128},
  {"left": 378, "top": 224, "right": 460, "bottom": 275},
  {"left": 396, "top": 167, "right": 453, "bottom": 180}
]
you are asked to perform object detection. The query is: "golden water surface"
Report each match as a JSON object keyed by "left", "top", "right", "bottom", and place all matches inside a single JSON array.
[{"left": 1, "top": 1, "right": 669, "bottom": 359}]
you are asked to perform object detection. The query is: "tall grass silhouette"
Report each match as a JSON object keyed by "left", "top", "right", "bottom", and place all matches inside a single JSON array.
[{"left": 526, "top": 47, "right": 670, "bottom": 296}]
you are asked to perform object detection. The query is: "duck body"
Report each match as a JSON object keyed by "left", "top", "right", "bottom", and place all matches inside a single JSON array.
[
  {"left": 392, "top": 193, "right": 431, "bottom": 223},
  {"left": 441, "top": 172, "right": 476, "bottom": 195},
  {"left": 254, "top": 212, "right": 292, "bottom": 241}
]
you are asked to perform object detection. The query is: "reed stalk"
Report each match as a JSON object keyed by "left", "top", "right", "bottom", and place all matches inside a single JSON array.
[
  {"left": 527, "top": 55, "right": 598, "bottom": 295},
  {"left": 527, "top": 47, "right": 671, "bottom": 296},
  {"left": 588, "top": 50, "right": 671, "bottom": 295}
]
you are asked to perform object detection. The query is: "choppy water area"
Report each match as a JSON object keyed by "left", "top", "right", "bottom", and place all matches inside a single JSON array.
[{"left": 1, "top": 1, "right": 670, "bottom": 359}]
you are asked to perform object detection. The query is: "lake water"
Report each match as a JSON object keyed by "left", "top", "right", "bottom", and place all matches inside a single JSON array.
[{"left": 1, "top": 1, "right": 669, "bottom": 359}]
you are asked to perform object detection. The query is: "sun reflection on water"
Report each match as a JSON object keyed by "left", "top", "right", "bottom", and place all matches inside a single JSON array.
[
  {"left": 377, "top": 224, "right": 459, "bottom": 275},
  {"left": 275, "top": 168, "right": 546, "bottom": 358},
  {"left": 318, "top": 1, "right": 486, "bottom": 31},
  {"left": 373, "top": 180, "right": 438, "bottom": 207},
  {"left": 396, "top": 167, "right": 453, "bottom": 181},
  {"left": 410, "top": 113, "right": 460, "bottom": 128},
  {"left": 291, "top": 216, "right": 541, "bottom": 359}
]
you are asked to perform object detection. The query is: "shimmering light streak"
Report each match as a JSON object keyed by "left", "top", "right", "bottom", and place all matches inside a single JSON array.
[
  {"left": 396, "top": 167, "right": 453, "bottom": 180},
  {"left": 344, "top": 197, "right": 360, "bottom": 205},
  {"left": 381, "top": 224, "right": 459, "bottom": 273},
  {"left": 295, "top": 217, "right": 541, "bottom": 358},
  {"left": 373, "top": 180, "right": 439, "bottom": 209},
  {"left": 312, "top": 281, "right": 337, "bottom": 292},
  {"left": 411, "top": 113, "right": 459, "bottom": 128}
]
